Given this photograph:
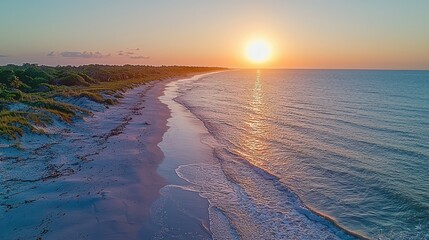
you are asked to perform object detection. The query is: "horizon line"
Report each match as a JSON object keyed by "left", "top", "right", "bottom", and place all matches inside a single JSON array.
[{"left": 1, "top": 63, "right": 429, "bottom": 71}]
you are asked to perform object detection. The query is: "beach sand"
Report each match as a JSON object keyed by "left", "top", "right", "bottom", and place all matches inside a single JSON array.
[{"left": 0, "top": 74, "right": 214, "bottom": 239}]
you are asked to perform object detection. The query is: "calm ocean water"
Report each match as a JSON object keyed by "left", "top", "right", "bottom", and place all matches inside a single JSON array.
[{"left": 174, "top": 70, "right": 429, "bottom": 239}]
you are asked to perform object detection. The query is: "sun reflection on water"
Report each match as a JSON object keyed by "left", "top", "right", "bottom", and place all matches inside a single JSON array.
[{"left": 238, "top": 70, "right": 269, "bottom": 167}]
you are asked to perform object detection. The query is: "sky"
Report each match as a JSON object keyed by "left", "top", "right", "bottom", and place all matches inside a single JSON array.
[{"left": 1, "top": 0, "right": 429, "bottom": 69}]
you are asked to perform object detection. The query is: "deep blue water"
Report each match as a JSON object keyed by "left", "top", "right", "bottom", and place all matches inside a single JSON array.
[{"left": 175, "top": 70, "right": 429, "bottom": 239}]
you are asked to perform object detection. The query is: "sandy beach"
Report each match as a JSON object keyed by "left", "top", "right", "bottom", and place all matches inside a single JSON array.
[
  {"left": 0, "top": 74, "right": 215, "bottom": 240},
  {"left": 2, "top": 2, "right": 428, "bottom": 239}
]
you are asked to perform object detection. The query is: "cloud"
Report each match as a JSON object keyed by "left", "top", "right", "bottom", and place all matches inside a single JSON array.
[
  {"left": 60, "top": 51, "right": 110, "bottom": 58},
  {"left": 117, "top": 48, "right": 149, "bottom": 60},
  {"left": 129, "top": 56, "right": 150, "bottom": 59},
  {"left": 47, "top": 51, "right": 55, "bottom": 57},
  {"left": 118, "top": 50, "right": 137, "bottom": 55},
  {"left": 0, "top": 54, "right": 9, "bottom": 57}
]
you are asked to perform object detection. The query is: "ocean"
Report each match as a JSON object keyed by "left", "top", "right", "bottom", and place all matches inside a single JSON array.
[{"left": 173, "top": 70, "right": 429, "bottom": 239}]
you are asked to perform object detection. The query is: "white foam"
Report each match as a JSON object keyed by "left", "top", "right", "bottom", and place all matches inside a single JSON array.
[{"left": 175, "top": 154, "right": 355, "bottom": 239}]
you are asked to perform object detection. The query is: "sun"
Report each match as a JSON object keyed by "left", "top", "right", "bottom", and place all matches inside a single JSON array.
[{"left": 246, "top": 39, "right": 272, "bottom": 63}]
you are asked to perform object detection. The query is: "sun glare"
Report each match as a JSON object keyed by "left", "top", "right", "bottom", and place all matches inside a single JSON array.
[{"left": 246, "top": 40, "right": 271, "bottom": 63}]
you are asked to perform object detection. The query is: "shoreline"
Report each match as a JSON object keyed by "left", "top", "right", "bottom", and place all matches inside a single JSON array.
[
  {"left": 0, "top": 72, "right": 218, "bottom": 239},
  {"left": 154, "top": 72, "right": 228, "bottom": 238},
  {"left": 165, "top": 71, "right": 367, "bottom": 240}
]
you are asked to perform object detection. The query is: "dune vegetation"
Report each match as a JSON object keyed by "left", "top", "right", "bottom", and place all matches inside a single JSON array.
[{"left": 0, "top": 64, "right": 224, "bottom": 139}]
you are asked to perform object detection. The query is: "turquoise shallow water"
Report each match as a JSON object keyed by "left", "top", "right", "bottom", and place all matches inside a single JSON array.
[{"left": 175, "top": 70, "right": 429, "bottom": 239}]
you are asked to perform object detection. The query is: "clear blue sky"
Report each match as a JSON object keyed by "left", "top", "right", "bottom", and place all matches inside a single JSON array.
[{"left": 1, "top": 0, "right": 428, "bottom": 69}]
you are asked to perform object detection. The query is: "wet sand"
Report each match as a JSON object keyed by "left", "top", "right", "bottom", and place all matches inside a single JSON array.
[{"left": 139, "top": 73, "right": 224, "bottom": 239}]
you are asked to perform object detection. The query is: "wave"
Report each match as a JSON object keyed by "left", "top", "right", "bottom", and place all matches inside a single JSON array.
[
  {"left": 173, "top": 81, "right": 367, "bottom": 239},
  {"left": 220, "top": 147, "right": 367, "bottom": 239}
]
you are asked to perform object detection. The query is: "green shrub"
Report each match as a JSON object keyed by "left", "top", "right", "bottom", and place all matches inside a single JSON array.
[
  {"left": 55, "top": 73, "right": 90, "bottom": 86},
  {"left": 0, "top": 89, "right": 24, "bottom": 101},
  {"left": 24, "top": 67, "right": 53, "bottom": 81}
]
